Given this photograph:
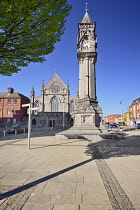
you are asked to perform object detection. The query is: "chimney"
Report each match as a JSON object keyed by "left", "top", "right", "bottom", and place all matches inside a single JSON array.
[{"left": 8, "top": 87, "right": 14, "bottom": 94}]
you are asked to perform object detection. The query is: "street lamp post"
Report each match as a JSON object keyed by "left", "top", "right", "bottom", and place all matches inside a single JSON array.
[
  {"left": 120, "top": 99, "right": 128, "bottom": 126},
  {"left": 22, "top": 103, "right": 39, "bottom": 150},
  {"left": 63, "top": 100, "right": 65, "bottom": 129}
]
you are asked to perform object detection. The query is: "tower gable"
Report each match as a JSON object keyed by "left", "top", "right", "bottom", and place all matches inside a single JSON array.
[{"left": 81, "top": 11, "right": 92, "bottom": 23}]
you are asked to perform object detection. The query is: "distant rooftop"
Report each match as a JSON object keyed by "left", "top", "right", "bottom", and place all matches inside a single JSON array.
[
  {"left": 0, "top": 87, "right": 30, "bottom": 101},
  {"left": 131, "top": 97, "right": 140, "bottom": 105}
]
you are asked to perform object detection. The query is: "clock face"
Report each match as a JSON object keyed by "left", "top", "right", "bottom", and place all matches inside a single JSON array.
[
  {"left": 83, "top": 41, "right": 91, "bottom": 50},
  {"left": 50, "top": 84, "right": 60, "bottom": 93}
]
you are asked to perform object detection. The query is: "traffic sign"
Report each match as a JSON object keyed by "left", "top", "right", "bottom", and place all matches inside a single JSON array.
[
  {"left": 28, "top": 107, "right": 39, "bottom": 111},
  {"left": 22, "top": 103, "right": 30, "bottom": 107}
]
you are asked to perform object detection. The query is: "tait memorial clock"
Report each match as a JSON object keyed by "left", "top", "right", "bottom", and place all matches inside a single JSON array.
[{"left": 77, "top": 10, "right": 98, "bottom": 104}]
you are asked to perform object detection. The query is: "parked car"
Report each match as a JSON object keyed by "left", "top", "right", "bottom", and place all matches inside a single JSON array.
[
  {"left": 136, "top": 123, "right": 140, "bottom": 129},
  {"left": 6, "top": 124, "right": 30, "bottom": 134},
  {"left": 109, "top": 123, "right": 118, "bottom": 128}
]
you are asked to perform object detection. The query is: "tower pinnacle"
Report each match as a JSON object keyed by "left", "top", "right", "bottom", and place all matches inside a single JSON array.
[
  {"left": 85, "top": 3, "right": 89, "bottom": 13},
  {"left": 81, "top": 3, "right": 92, "bottom": 23}
]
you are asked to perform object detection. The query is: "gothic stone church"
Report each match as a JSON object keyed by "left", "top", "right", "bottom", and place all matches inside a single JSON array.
[{"left": 30, "top": 73, "right": 77, "bottom": 129}]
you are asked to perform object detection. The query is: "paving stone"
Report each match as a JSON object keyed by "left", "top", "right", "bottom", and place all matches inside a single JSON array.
[
  {"left": 0, "top": 173, "right": 6, "bottom": 179},
  {"left": 21, "top": 203, "right": 34, "bottom": 210},
  {"left": 31, "top": 204, "right": 53, "bottom": 210},
  {"left": 83, "top": 194, "right": 111, "bottom": 205},
  {"left": 1, "top": 173, "right": 31, "bottom": 183},
  {"left": 76, "top": 183, "right": 106, "bottom": 194},
  {"left": 30, "top": 182, "right": 47, "bottom": 195},
  {"left": 55, "top": 175, "right": 83, "bottom": 183},
  {"left": 83, "top": 175, "right": 103, "bottom": 183},
  {"left": 48, "top": 194, "right": 81, "bottom": 205},
  {"left": 80, "top": 204, "right": 113, "bottom": 210},
  {"left": 134, "top": 205, "right": 140, "bottom": 210},
  {"left": 42, "top": 183, "right": 76, "bottom": 195},
  {"left": 53, "top": 204, "right": 79, "bottom": 210},
  {"left": 24, "top": 172, "right": 50, "bottom": 184},
  {"left": 27, "top": 194, "right": 50, "bottom": 204}
]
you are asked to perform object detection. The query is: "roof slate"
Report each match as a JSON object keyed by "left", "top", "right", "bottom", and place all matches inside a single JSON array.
[
  {"left": 132, "top": 97, "right": 140, "bottom": 105},
  {"left": 0, "top": 92, "right": 30, "bottom": 101}
]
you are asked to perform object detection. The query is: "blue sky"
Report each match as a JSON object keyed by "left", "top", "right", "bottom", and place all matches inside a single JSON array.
[{"left": 1, "top": 0, "right": 140, "bottom": 116}]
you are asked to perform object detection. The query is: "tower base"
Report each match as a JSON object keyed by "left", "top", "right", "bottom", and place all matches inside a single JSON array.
[{"left": 55, "top": 104, "right": 107, "bottom": 141}]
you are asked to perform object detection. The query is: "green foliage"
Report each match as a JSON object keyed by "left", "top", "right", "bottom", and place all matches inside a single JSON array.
[{"left": 0, "top": 0, "right": 72, "bottom": 76}]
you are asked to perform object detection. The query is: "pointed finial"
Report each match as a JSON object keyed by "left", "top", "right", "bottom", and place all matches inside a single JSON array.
[
  {"left": 42, "top": 80, "right": 44, "bottom": 89},
  {"left": 67, "top": 80, "right": 69, "bottom": 87},
  {"left": 54, "top": 69, "right": 58, "bottom": 74},
  {"left": 31, "top": 86, "right": 35, "bottom": 94},
  {"left": 85, "top": 3, "right": 89, "bottom": 13},
  {"left": 30, "top": 86, "right": 35, "bottom": 98}
]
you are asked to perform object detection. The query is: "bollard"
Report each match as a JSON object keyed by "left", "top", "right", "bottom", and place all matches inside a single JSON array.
[
  {"left": 24, "top": 128, "right": 25, "bottom": 134},
  {"left": 120, "top": 128, "right": 123, "bottom": 132},
  {"left": 15, "top": 129, "right": 17, "bottom": 136},
  {"left": 4, "top": 130, "right": 6, "bottom": 138}
]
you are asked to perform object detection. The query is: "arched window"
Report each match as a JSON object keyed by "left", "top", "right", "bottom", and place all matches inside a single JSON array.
[
  {"left": 70, "top": 101, "right": 74, "bottom": 113},
  {"left": 34, "top": 100, "right": 39, "bottom": 113},
  {"left": 51, "top": 97, "right": 59, "bottom": 112},
  {"left": 35, "top": 100, "right": 39, "bottom": 107}
]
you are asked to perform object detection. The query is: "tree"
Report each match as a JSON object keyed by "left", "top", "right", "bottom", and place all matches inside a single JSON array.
[{"left": 0, "top": 0, "right": 72, "bottom": 76}]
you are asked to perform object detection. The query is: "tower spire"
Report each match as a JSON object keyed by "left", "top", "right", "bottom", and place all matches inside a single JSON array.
[
  {"left": 82, "top": 3, "right": 92, "bottom": 23},
  {"left": 85, "top": 2, "right": 89, "bottom": 13}
]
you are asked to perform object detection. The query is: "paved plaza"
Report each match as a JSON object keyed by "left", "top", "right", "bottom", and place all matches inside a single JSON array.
[{"left": 0, "top": 129, "right": 140, "bottom": 210}]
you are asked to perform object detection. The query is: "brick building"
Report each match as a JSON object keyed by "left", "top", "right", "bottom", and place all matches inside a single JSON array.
[
  {"left": 0, "top": 87, "right": 30, "bottom": 126},
  {"left": 128, "top": 97, "right": 140, "bottom": 125},
  {"left": 104, "top": 114, "right": 121, "bottom": 125}
]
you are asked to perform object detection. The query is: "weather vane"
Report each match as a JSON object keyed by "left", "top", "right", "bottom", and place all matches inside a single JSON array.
[
  {"left": 85, "top": 2, "right": 89, "bottom": 13},
  {"left": 54, "top": 69, "right": 58, "bottom": 74}
]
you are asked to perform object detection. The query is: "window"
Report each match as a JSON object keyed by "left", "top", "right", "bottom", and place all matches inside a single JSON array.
[
  {"left": 51, "top": 97, "right": 59, "bottom": 112},
  {"left": 7, "top": 109, "right": 11, "bottom": 115},
  {"left": 50, "top": 84, "right": 60, "bottom": 93},
  {"left": 14, "top": 98, "right": 17, "bottom": 105},
  {"left": 8, "top": 98, "right": 11, "bottom": 105},
  {"left": 13, "top": 109, "right": 16, "bottom": 115},
  {"left": 35, "top": 100, "right": 39, "bottom": 107},
  {"left": 13, "top": 118, "right": 16, "bottom": 124},
  {"left": 137, "top": 113, "right": 140, "bottom": 118},
  {"left": 70, "top": 101, "right": 74, "bottom": 112},
  {"left": 35, "top": 100, "right": 39, "bottom": 113},
  {"left": 7, "top": 118, "right": 10, "bottom": 124}
]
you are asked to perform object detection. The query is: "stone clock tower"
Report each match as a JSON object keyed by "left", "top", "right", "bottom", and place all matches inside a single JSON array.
[
  {"left": 70, "top": 9, "right": 105, "bottom": 133},
  {"left": 56, "top": 8, "right": 106, "bottom": 140},
  {"left": 77, "top": 10, "right": 98, "bottom": 109}
]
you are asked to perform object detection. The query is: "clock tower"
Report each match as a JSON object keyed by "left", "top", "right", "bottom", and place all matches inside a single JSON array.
[
  {"left": 55, "top": 7, "right": 107, "bottom": 140},
  {"left": 77, "top": 10, "right": 98, "bottom": 104}
]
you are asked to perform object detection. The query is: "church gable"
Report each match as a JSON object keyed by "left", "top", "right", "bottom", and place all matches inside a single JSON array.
[{"left": 44, "top": 73, "right": 68, "bottom": 94}]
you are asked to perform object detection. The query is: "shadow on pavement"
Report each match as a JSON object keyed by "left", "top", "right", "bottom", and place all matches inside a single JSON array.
[
  {"left": 0, "top": 158, "right": 93, "bottom": 199},
  {"left": 85, "top": 134, "right": 140, "bottom": 159}
]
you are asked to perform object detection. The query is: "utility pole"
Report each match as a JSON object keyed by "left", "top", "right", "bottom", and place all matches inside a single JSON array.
[{"left": 120, "top": 99, "right": 128, "bottom": 126}]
